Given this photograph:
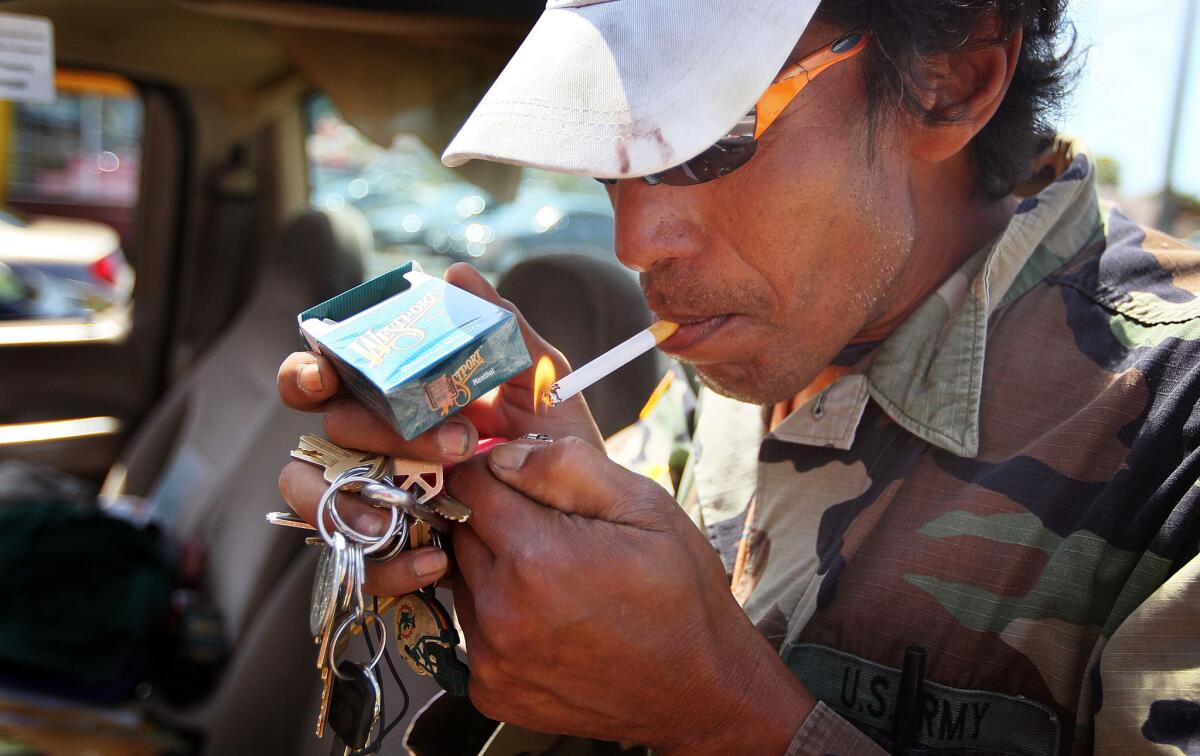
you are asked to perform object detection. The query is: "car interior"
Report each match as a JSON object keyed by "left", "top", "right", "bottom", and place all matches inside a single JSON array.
[{"left": 0, "top": 1, "right": 664, "bottom": 753}]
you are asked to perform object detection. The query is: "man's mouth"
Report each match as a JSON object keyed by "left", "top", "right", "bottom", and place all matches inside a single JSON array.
[{"left": 654, "top": 313, "right": 732, "bottom": 354}]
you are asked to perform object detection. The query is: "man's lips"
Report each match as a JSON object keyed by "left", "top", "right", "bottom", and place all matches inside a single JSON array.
[{"left": 656, "top": 314, "right": 731, "bottom": 354}]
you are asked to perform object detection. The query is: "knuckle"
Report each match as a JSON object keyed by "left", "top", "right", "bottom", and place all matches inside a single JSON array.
[
  {"left": 470, "top": 641, "right": 521, "bottom": 695},
  {"left": 545, "top": 435, "right": 589, "bottom": 471},
  {"left": 277, "top": 466, "right": 292, "bottom": 499},
  {"left": 468, "top": 681, "right": 502, "bottom": 721},
  {"left": 321, "top": 411, "right": 338, "bottom": 441},
  {"left": 468, "top": 645, "right": 502, "bottom": 689},
  {"left": 628, "top": 483, "right": 676, "bottom": 527},
  {"left": 508, "top": 546, "right": 547, "bottom": 588},
  {"left": 321, "top": 399, "right": 358, "bottom": 440},
  {"left": 509, "top": 556, "right": 537, "bottom": 586},
  {"left": 545, "top": 345, "right": 570, "bottom": 370},
  {"left": 475, "top": 600, "right": 524, "bottom": 650},
  {"left": 277, "top": 461, "right": 308, "bottom": 503}
]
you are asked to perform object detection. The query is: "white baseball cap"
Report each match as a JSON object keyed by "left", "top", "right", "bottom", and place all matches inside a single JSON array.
[{"left": 441, "top": 0, "right": 822, "bottom": 179}]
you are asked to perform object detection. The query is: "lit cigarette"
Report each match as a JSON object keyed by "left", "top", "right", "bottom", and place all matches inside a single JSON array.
[{"left": 543, "top": 321, "right": 679, "bottom": 407}]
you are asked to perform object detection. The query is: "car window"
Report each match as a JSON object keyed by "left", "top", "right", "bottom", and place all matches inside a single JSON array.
[
  {"left": 304, "top": 94, "right": 615, "bottom": 281},
  {"left": 0, "top": 70, "right": 141, "bottom": 340}
]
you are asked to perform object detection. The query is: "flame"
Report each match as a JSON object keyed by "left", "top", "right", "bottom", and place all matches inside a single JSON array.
[{"left": 533, "top": 356, "right": 558, "bottom": 413}]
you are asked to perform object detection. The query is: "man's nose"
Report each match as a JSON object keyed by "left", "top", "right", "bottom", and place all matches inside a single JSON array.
[{"left": 612, "top": 184, "right": 705, "bottom": 273}]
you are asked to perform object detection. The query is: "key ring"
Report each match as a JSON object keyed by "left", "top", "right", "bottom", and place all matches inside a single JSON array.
[
  {"left": 319, "top": 470, "right": 393, "bottom": 542},
  {"left": 329, "top": 490, "right": 402, "bottom": 553},
  {"left": 367, "top": 518, "right": 410, "bottom": 562},
  {"left": 317, "top": 474, "right": 401, "bottom": 551},
  {"left": 329, "top": 610, "right": 386, "bottom": 677},
  {"left": 327, "top": 472, "right": 403, "bottom": 550}
]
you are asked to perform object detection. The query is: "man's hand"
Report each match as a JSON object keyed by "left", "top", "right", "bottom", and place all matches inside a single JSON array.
[
  {"left": 448, "top": 437, "right": 815, "bottom": 754},
  {"left": 276, "top": 263, "right": 603, "bottom": 596}
]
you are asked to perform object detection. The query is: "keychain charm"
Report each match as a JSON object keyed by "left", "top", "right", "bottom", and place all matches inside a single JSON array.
[{"left": 395, "top": 591, "right": 469, "bottom": 697}]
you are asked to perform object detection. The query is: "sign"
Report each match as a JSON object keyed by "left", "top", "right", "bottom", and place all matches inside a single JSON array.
[{"left": 0, "top": 12, "right": 53, "bottom": 104}]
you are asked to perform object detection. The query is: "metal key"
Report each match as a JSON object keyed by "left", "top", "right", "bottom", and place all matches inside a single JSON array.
[
  {"left": 360, "top": 482, "right": 469, "bottom": 528},
  {"left": 314, "top": 535, "right": 348, "bottom": 672},
  {"left": 310, "top": 534, "right": 346, "bottom": 637},
  {"left": 291, "top": 434, "right": 388, "bottom": 486},
  {"left": 429, "top": 492, "right": 472, "bottom": 523},
  {"left": 360, "top": 482, "right": 451, "bottom": 532},
  {"left": 266, "top": 511, "right": 316, "bottom": 530},
  {"left": 392, "top": 458, "right": 443, "bottom": 503}
]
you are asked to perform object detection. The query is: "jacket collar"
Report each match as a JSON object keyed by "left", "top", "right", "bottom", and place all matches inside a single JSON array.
[{"left": 773, "top": 137, "right": 1105, "bottom": 457}]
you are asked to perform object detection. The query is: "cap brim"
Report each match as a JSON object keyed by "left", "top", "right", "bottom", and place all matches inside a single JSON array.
[{"left": 442, "top": 0, "right": 821, "bottom": 179}]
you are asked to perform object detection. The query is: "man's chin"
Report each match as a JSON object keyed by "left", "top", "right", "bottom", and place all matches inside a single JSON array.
[
  {"left": 692, "top": 358, "right": 829, "bottom": 406},
  {"left": 692, "top": 363, "right": 778, "bottom": 406}
]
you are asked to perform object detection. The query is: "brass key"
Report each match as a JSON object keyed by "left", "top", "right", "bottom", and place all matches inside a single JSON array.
[
  {"left": 315, "top": 665, "right": 333, "bottom": 738},
  {"left": 291, "top": 434, "right": 388, "bottom": 487},
  {"left": 408, "top": 519, "right": 433, "bottom": 549}
]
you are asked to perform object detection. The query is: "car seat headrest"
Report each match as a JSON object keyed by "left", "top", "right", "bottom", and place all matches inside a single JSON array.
[{"left": 266, "top": 207, "right": 370, "bottom": 301}]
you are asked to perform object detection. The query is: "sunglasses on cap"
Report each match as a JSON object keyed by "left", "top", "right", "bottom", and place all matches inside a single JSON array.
[{"left": 599, "top": 31, "right": 869, "bottom": 187}]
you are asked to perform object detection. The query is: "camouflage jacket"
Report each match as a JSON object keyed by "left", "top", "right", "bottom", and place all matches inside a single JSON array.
[{"left": 668, "top": 139, "right": 1200, "bottom": 755}]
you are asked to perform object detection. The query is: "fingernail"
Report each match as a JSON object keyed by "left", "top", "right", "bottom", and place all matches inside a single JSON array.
[
  {"left": 354, "top": 511, "right": 388, "bottom": 537},
  {"left": 413, "top": 549, "right": 448, "bottom": 577},
  {"left": 298, "top": 363, "right": 324, "bottom": 393},
  {"left": 490, "top": 441, "right": 533, "bottom": 470},
  {"left": 437, "top": 421, "right": 472, "bottom": 457}
]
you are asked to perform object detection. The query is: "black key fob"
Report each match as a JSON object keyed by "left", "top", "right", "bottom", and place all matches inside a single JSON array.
[{"left": 328, "top": 660, "right": 381, "bottom": 749}]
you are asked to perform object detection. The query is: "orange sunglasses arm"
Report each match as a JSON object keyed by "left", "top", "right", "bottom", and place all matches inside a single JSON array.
[{"left": 754, "top": 32, "right": 870, "bottom": 139}]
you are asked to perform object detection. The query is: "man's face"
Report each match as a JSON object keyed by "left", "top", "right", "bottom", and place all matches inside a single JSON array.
[{"left": 607, "top": 23, "right": 920, "bottom": 405}]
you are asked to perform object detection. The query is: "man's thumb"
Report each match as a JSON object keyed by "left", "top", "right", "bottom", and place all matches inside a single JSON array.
[{"left": 486, "top": 436, "right": 665, "bottom": 527}]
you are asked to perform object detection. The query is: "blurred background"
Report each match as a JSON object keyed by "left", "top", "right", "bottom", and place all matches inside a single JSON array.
[
  {"left": 295, "top": 0, "right": 1200, "bottom": 290},
  {"left": 1067, "top": 0, "right": 1199, "bottom": 241}
]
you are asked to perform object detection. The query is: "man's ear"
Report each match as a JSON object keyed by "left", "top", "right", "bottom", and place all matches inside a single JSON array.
[{"left": 908, "top": 24, "right": 1023, "bottom": 163}]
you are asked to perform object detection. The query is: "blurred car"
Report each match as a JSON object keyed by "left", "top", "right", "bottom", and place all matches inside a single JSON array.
[
  {"left": 486, "top": 209, "right": 618, "bottom": 273},
  {"left": 367, "top": 184, "right": 493, "bottom": 261},
  {"left": 0, "top": 208, "right": 134, "bottom": 320},
  {"left": 462, "top": 188, "right": 616, "bottom": 272}
]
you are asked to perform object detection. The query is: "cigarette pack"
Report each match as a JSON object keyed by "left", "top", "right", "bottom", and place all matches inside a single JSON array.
[{"left": 298, "top": 262, "right": 531, "bottom": 440}]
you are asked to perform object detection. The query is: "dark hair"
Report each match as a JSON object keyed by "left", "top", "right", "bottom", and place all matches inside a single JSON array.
[{"left": 815, "top": 0, "right": 1079, "bottom": 198}]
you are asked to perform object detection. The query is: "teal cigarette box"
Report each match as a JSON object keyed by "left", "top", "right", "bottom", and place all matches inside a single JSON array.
[{"left": 298, "top": 262, "right": 531, "bottom": 440}]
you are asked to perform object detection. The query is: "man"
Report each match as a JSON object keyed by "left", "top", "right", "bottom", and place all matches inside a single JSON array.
[{"left": 278, "top": 0, "right": 1200, "bottom": 752}]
